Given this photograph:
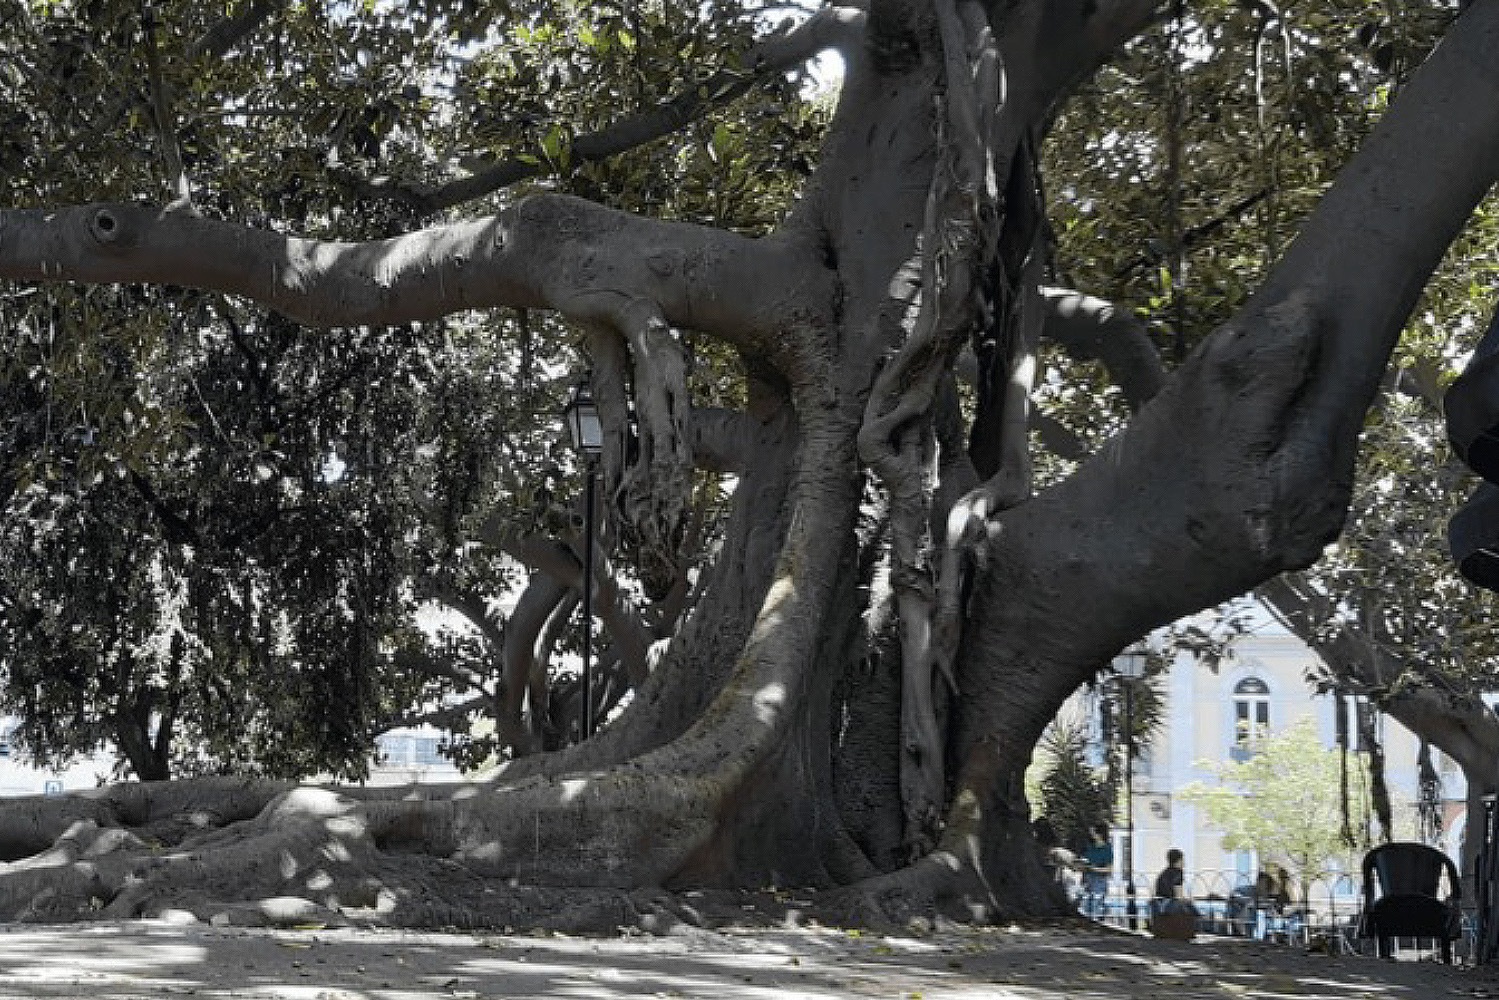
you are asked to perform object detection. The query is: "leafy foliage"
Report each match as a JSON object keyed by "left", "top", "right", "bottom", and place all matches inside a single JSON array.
[
  {"left": 1180, "top": 718, "right": 1401, "bottom": 892},
  {"left": 1032, "top": 722, "right": 1114, "bottom": 854},
  {"left": 0, "top": 0, "right": 823, "bottom": 779},
  {"left": 1028, "top": 669, "right": 1165, "bottom": 853}
]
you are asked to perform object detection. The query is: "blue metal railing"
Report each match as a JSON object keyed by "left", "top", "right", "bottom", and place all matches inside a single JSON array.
[{"left": 1068, "top": 867, "right": 1477, "bottom": 960}]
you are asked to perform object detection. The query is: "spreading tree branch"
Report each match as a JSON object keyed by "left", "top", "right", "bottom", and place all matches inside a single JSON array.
[
  {"left": 963, "top": 0, "right": 1499, "bottom": 690},
  {"left": 189, "top": 0, "right": 286, "bottom": 62},
  {"left": 351, "top": 7, "right": 867, "bottom": 213},
  {"left": 1039, "top": 286, "right": 1165, "bottom": 409},
  {"left": 1258, "top": 573, "right": 1499, "bottom": 788},
  {"left": 531, "top": 588, "right": 578, "bottom": 745},
  {"left": 142, "top": 7, "right": 194, "bottom": 209},
  {"left": 495, "top": 574, "right": 570, "bottom": 753},
  {"left": 467, "top": 512, "right": 656, "bottom": 689},
  {"left": 0, "top": 195, "right": 835, "bottom": 361},
  {"left": 386, "top": 692, "right": 493, "bottom": 734},
  {"left": 422, "top": 577, "right": 504, "bottom": 651}
]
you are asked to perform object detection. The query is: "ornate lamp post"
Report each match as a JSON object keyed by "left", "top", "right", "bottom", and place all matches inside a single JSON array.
[
  {"left": 1115, "top": 646, "right": 1148, "bottom": 931},
  {"left": 563, "top": 375, "right": 603, "bottom": 740}
]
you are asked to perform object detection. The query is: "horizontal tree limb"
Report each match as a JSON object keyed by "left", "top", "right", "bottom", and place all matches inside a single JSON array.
[{"left": 0, "top": 195, "right": 836, "bottom": 357}]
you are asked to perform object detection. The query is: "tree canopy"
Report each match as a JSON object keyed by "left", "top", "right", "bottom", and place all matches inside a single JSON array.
[{"left": 0, "top": 0, "right": 827, "bottom": 780}]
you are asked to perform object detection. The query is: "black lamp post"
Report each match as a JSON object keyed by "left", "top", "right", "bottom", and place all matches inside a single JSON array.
[
  {"left": 563, "top": 375, "right": 603, "bottom": 740},
  {"left": 1116, "top": 646, "right": 1148, "bottom": 931}
]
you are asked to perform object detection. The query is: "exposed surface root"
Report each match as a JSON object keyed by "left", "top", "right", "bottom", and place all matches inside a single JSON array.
[
  {"left": 0, "top": 776, "right": 722, "bottom": 930},
  {"left": 0, "top": 778, "right": 1069, "bottom": 935},
  {"left": 819, "top": 845, "right": 1074, "bottom": 936}
]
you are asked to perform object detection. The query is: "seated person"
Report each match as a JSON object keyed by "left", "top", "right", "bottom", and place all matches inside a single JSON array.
[
  {"left": 1151, "top": 848, "right": 1199, "bottom": 939},
  {"left": 1154, "top": 848, "right": 1187, "bottom": 907},
  {"left": 1255, "top": 863, "right": 1292, "bottom": 913}
]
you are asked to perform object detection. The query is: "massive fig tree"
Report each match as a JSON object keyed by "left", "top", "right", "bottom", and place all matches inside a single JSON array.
[{"left": 0, "top": 0, "right": 1497, "bottom": 928}]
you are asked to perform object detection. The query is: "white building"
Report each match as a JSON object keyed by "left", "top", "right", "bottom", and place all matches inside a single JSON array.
[
  {"left": 1074, "top": 608, "right": 1466, "bottom": 895},
  {"left": 0, "top": 719, "right": 114, "bottom": 797},
  {"left": 367, "top": 725, "right": 467, "bottom": 786}
]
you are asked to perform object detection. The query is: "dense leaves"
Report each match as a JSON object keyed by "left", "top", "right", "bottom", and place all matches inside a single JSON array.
[
  {"left": 1181, "top": 718, "right": 1398, "bottom": 895},
  {"left": 0, "top": 0, "right": 823, "bottom": 778}
]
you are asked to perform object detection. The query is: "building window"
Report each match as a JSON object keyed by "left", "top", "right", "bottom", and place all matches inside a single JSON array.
[
  {"left": 413, "top": 738, "right": 445, "bottom": 767},
  {"left": 1334, "top": 695, "right": 1378, "bottom": 752},
  {"left": 377, "top": 734, "right": 448, "bottom": 768},
  {"left": 1232, "top": 677, "right": 1271, "bottom": 757},
  {"left": 1234, "top": 849, "right": 1256, "bottom": 887},
  {"left": 376, "top": 736, "right": 410, "bottom": 766}
]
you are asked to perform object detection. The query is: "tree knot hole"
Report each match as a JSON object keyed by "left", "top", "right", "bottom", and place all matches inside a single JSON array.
[{"left": 89, "top": 209, "right": 121, "bottom": 246}]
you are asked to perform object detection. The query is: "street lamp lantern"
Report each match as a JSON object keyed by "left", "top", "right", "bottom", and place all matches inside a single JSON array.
[
  {"left": 1114, "top": 644, "right": 1149, "bottom": 931},
  {"left": 564, "top": 378, "right": 604, "bottom": 457},
  {"left": 562, "top": 373, "right": 603, "bottom": 741}
]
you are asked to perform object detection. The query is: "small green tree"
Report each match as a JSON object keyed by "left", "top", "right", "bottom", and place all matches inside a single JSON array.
[
  {"left": 1181, "top": 718, "right": 1372, "bottom": 901},
  {"left": 1032, "top": 721, "right": 1113, "bottom": 854},
  {"left": 1028, "top": 669, "right": 1166, "bottom": 854}
]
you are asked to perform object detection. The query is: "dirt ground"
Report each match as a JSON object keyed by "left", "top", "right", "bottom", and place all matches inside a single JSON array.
[{"left": 2, "top": 919, "right": 1497, "bottom": 999}]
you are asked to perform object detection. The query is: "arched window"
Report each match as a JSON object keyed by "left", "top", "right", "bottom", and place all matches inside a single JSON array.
[{"left": 1233, "top": 677, "right": 1271, "bottom": 751}]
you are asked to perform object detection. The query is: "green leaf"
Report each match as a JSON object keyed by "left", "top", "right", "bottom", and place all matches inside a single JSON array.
[
  {"left": 710, "top": 123, "right": 733, "bottom": 163},
  {"left": 539, "top": 125, "right": 570, "bottom": 171}
]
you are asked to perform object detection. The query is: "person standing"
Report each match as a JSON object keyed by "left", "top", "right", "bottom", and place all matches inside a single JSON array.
[{"left": 1080, "top": 824, "right": 1114, "bottom": 920}]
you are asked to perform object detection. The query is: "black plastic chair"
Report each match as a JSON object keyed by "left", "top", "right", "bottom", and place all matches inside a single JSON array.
[
  {"left": 1360, "top": 842, "right": 1463, "bottom": 962},
  {"left": 1445, "top": 308, "right": 1499, "bottom": 485},
  {"left": 1450, "top": 483, "right": 1499, "bottom": 593}
]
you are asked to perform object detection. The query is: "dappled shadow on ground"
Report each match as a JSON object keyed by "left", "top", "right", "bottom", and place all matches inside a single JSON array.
[{"left": 0, "top": 921, "right": 1496, "bottom": 999}]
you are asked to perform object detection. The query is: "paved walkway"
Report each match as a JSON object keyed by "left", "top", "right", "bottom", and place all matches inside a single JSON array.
[{"left": 0, "top": 921, "right": 1495, "bottom": 998}]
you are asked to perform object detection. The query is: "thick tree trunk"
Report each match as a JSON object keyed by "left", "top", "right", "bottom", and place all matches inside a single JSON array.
[{"left": 903, "top": 0, "right": 1499, "bottom": 919}]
